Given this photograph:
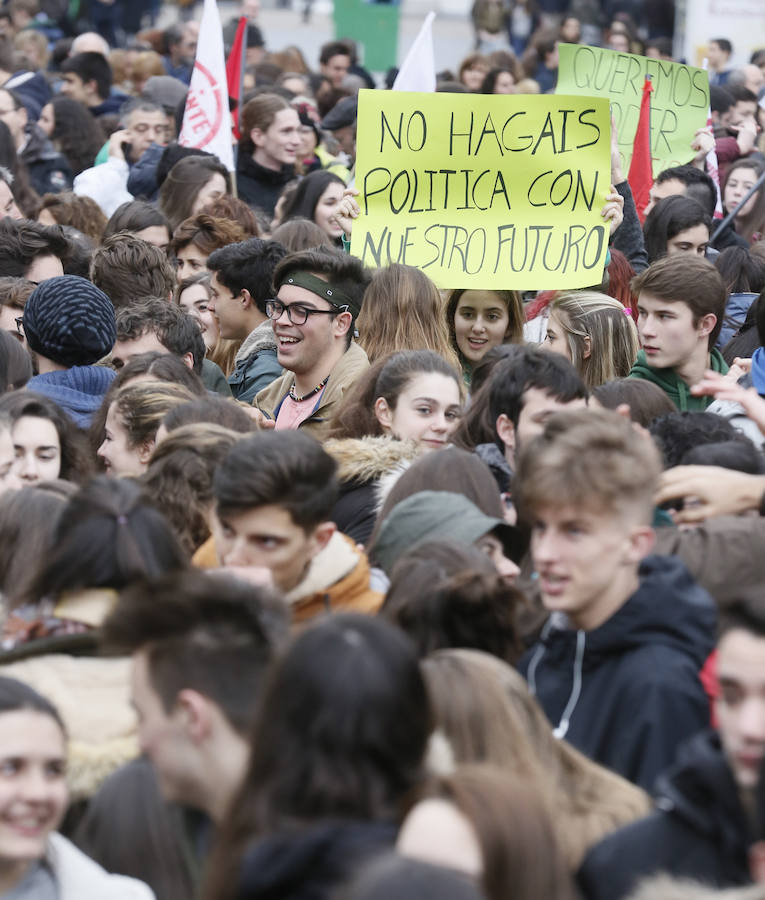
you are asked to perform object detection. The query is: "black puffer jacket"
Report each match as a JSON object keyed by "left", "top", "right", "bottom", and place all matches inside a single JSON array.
[
  {"left": 236, "top": 153, "right": 295, "bottom": 219},
  {"left": 519, "top": 555, "right": 717, "bottom": 790},
  {"left": 577, "top": 731, "right": 752, "bottom": 900},
  {"left": 20, "top": 124, "right": 72, "bottom": 196}
]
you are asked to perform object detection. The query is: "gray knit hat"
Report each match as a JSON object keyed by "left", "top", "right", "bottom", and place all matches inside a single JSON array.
[
  {"left": 23, "top": 275, "right": 116, "bottom": 367},
  {"left": 371, "top": 490, "right": 517, "bottom": 575}
]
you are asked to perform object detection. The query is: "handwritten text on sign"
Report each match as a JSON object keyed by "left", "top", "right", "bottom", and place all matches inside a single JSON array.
[
  {"left": 556, "top": 43, "right": 709, "bottom": 178},
  {"left": 350, "top": 90, "right": 611, "bottom": 290}
]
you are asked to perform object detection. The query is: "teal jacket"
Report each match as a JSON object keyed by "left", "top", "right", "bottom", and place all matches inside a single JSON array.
[{"left": 628, "top": 348, "right": 729, "bottom": 411}]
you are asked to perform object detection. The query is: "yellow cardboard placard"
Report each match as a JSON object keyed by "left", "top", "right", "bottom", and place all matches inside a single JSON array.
[
  {"left": 556, "top": 43, "right": 710, "bottom": 178},
  {"left": 350, "top": 89, "right": 611, "bottom": 290}
]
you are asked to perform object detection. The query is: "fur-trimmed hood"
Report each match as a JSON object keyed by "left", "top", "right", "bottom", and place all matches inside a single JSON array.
[
  {"left": 323, "top": 435, "right": 422, "bottom": 485},
  {"left": 235, "top": 318, "right": 277, "bottom": 366},
  {"left": 286, "top": 532, "right": 383, "bottom": 622}
]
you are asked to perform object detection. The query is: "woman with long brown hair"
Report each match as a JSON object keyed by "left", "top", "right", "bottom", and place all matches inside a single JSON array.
[{"left": 422, "top": 649, "right": 651, "bottom": 869}]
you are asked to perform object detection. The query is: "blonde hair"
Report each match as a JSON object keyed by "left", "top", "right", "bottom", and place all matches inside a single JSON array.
[
  {"left": 514, "top": 408, "right": 662, "bottom": 522},
  {"left": 356, "top": 264, "right": 461, "bottom": 371},
  {"left": 422, "top": 649, "right": 651, "bottom": 869},
  {"left": 143, "top": 423, "right": 243, "bottom": 553},
  {"left": 549, "top": 291, "right": 639, "bottom": 388},
  {"left": 110, "top": 381, "right": 196, "bottom": 449}
]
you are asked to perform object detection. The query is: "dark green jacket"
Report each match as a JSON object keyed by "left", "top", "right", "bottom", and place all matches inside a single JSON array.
[{"left": 628, "top": 348, "right": 728, "bottom": 411}]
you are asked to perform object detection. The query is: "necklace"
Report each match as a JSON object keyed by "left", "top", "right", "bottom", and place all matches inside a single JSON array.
[{"left": 289, "top": 375, "right": 329, "bottom": 402}]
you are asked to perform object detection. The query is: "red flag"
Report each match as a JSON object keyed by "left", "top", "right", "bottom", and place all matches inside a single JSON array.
[
  {"left": 629, "top": 76, "right": 653, "bottom": 225},
  {"left": 226, "top": 16, "right": 248, "bottom": 140}
]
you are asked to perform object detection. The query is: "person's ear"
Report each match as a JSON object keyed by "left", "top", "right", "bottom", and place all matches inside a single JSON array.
[
  {"left": 250, "top": 126, "right": 264, "bottom": 148},
  {"left": 333, "top": 310, "right": 353, "bottom": 338},
  {"left": 308, "top": 521, "right": 335, "bottom": 558},
  {"left": 175, "top": 689, "right": 212, "bottom": 743},
  {"left": 241, "top": 288, "right": 253, "bottom": 309},
  {"left": 495, "top": 413, "right": 515, "bottom": 456},
  {"left": 582, "top": 335, "right": 591, "bottom": 360},
  {"left": 137, "top": 438, "right": 155, "bottom": 465},
  {"left": 374, "top": 396, "right": 393, "bottom": 432},
  {"left": 181, "top": 351, "right": 194, "bottom": 369},
  {"left": 697, "top": 313, "right": 717, "bottom": 339},
  {"left": 17, "top": 105, "right": 26, "bottom": 127},
  {"left": 85, "top": 78, "right": 99, "bottom": 98},
  {"left": 625, "top": 525, "right": 655, "bottom": 565}
]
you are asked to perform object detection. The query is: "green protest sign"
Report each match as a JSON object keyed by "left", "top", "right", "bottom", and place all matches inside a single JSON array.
[
  {"left": 556, "top": 43, "right": 710, "bottom": 178},
  {"left": 350, "top": 89, "right": 611, "bottom": 290}
]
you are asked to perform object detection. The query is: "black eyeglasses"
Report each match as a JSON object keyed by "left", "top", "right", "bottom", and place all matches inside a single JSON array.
[{"left": 265, "top": 298, "right": 348, "bottom": 326}]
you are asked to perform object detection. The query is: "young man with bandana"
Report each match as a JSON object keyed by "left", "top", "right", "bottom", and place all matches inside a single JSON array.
[{"left": 254, "top": 247, "right": 371, "bottom": 441}]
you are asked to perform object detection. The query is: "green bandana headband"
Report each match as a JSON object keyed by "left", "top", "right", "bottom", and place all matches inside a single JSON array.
[{"left": 280, "top": 271, "right": 360, "bottom": 320}]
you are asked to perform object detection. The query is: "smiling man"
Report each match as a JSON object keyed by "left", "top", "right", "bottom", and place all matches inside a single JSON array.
[
  {"left": 254, "top": 247, "right": 370, "bottom": 440},
  {"left": 629, "top": 255, "right": 728, "bottom": 410},
  {"left": 516, "top": 408, "right": 716, "bottom": 790},
  {"left": 578, "top": 593, "right": 765, "bottom": 899}
]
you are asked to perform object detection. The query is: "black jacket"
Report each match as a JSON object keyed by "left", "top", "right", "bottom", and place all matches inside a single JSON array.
[
  {"left": 518, "top": 555, "right": 716, "bottom": 791},
  {"left": 236, "top": 153, "right": 295, "bottom": 218},
  {"left": 577, "top": 731, "right": 752, "bottom": 900},
  {"left": 20, "top": 124, "right": 72, "bottom": 196},
  {"left": 236, "top": 820, "right": 396, "bottom": 900}
]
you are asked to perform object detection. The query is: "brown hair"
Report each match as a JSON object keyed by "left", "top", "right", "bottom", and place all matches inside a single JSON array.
[
  {"left": 457, "top": 53, "right": 489, "bottom": 83},
  {"left": 159, "top": 156, "right": 232, "bottom": 232},
  {"left": 631, "top": 255, "right": 727, "bottom": 348},
  {"left": 37, "top": 192, "right": 106, "bottom": 243},
  {"left": 174, "top": 272, "right": 240, "bottom": 376},
  {"left": 270, "top": 218, "right": 334, "bottom": 252},
  {"left": 514, "top": 408, "right": 662, "bottom": 523},
  {"left": 0, "top": 276, "right": 34, "bottom": 312},
  {"left": 239, "top": 93, "right": 291, "bottom": 154},
  {"left": 130, "top": 50, "right": 165, "bottom": 88},
  {"left": 408, "top": 766, "right": 576, "bottom": 900},
  {"left": 0, "top": 480, "right": 76, "bottom": 608},
  {"left": 422, "top": 650, "right": 651, "bottom": 869},
  {"left": 169, "top": 214, "right": 246, "bottom": 258},
  {"left": 142, "top": 423, "right": 243, "bottom": 554},
  {"left": 357, "top": 265, "right": 461, "bottom": 370},
  {"left": 90, "top": 233, "right": 177, "bottom": 308},
  {"left": 381, "top": 541, "right": 522, "bottom": 663},
  {"left": 723, "top": 159, "right": 765, "bottom": 244},
  {"left": 451, "top": 345, "right": 525, "bottom": 450},
  {"left": 592, "top": 378, "right": 677, "bottom": 427},
  {"left": 445, "top": 288, "right": 524, "bottom": 362},
  {"left": 200, "top": 195, "right": 261, "bottom": 237},
  {"left": 328, "top": 350, "right": 463, "bottom": 441}
]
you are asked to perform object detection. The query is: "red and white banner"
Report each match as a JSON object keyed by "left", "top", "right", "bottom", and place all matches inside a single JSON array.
[{"left": 179, "top": 0, "right": 235, "bottom": 171}]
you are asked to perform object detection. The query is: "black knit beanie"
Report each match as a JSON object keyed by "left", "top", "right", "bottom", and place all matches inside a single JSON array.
[{"left": 23, "top": 276, "right": 117, "bottom": 368}]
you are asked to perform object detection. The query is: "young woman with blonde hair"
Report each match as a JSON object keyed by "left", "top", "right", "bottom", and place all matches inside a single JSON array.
[
  {"left": 96, "top": 381, "right": 196, "bottom": 478},
  {"left": 356, "top": 264, "right": 461, "bottom": 372},
  {"left": 422, "top": 649, "right": 651, "bottom": 869},
  {"left": 543, "top": 291, "right": 640, "bottom": 388}
]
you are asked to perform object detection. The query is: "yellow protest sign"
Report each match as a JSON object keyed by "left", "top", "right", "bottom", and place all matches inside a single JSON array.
[
  {"left": 350, "top": 89, "right": 611, "bottom": 290},
  {"left": 556, "top": 43, "right": 710, "bottom": 178}
]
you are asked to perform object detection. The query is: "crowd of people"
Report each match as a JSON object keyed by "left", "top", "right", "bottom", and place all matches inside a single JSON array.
[{"left": 0, "top": 0, "right": 765, "bottom": 898}]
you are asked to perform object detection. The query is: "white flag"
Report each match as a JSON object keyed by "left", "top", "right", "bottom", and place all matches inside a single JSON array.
[
  {"left": 179, "top": 0, "right": 235, "bottom": 171},
  {"left": 392, "top": 12, "right": 436, "bottom": 93}
]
